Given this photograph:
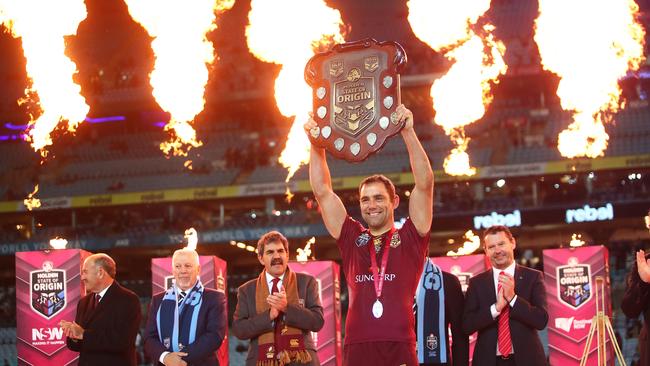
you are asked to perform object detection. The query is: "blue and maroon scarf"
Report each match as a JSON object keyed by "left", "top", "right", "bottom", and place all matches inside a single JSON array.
[
  {"left": 415, "top": 258, "right": 447, "bottom": 364},
  {"left": 156, "top": 279, "right": 204, "bottom": 352}
]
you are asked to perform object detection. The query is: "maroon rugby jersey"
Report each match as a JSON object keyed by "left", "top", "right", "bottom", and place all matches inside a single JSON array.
[{"left": 337, "top": 216, "right": 429, "bottom": 345}]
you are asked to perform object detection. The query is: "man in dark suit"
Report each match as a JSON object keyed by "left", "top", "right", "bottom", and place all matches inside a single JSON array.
[
  {"left": 144, "top": 248, "right": 227, "bottom": 366},
  {"left": 463, "top": 225, "right": 548, "bottom": 366},
  {"left": 232, "top": 231, "right": 324, "bottom": 366},
  {"left": 60, "top": 253, "right": 141, "bottom": 366},
  {"left": 621, "top": 213, "right": 650, "bottom": 366}
]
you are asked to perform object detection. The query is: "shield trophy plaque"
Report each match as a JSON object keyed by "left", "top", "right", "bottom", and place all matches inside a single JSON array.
[{"left": 305, "top": 38, "right": 407, "bottom": 162}]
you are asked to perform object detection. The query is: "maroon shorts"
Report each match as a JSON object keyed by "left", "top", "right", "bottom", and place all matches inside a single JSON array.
[{"left": 343, "top": 341, "right": 418, "bottom": 366}]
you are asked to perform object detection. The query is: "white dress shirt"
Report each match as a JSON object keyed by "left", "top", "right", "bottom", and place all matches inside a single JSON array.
[{"left": 265, "top": 272, "right": 285, "bottom": 293}]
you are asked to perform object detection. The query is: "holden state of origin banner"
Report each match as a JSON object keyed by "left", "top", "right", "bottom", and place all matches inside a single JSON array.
[
  {"left": 15, "top": 249, "right": 91, "bottom": 366},
  {"left": 543, "top": 246, "right": 613, "bottom": 366}
]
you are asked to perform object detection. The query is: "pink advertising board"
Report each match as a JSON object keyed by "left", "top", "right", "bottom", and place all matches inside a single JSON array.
[
  {"left": 151, "top": 256, "right": 229, "bottom": 366},
  {"left": 543, "top": 246, "right": 612, "bottom": 366},
  {"left": 432, "top": 254, "right": 489, "bottom": 365},
  {"left": 288, "top": 260, "right": 342, "bottom": 366},
  {"left": 15, "top": 249, "right": 91, "bottom": 366}
]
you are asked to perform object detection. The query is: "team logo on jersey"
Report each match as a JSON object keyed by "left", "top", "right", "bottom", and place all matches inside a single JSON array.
[
  {"left": 557, "top": 257, "right": 592, "bottom": 309},
  {"left": 30, "top": 261, "right": 66, "bottom": 319},
  {"left": 426, "top": 333, "right": 438, "bottom": 350},
  {"left": 356, "top": 232, "right": 371, "bottom": 247}
]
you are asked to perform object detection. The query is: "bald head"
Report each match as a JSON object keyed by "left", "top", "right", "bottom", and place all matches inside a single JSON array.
[{"left": 81, "top": 253, "right": 116, "bottom": 293}]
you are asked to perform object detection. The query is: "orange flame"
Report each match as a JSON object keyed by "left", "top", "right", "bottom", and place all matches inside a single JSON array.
[
  {"left": 408, "top": 1, "right": 506, "bottom": 176},
  {"left": 569, "top": 233, "right": 586, "bottom": 248},
  {"left": 246, "top": 0, "right": 344, "bottom": 181},
  {"left": 534, "top": 0, "right": 645, "bottom": 158},
  {"left": 296, "top": 236, "right": 316, "bottom": 262},
  {"left": 0, "top": 1, "right": 89, "bottom": 157},
  {"left": 184, "top": 228, "right": 198, "bottom": 251},
  {"left": 49, "top": 237, "right": 68, "bottom": 250},
  {"left": 124, "top": 1, "right": 234, "bottom": 156},
  {"left": 447, "top": 230, "right": 481, "bottom": 256},
  {"left": 23, "top": 184, "right": 41, "bottom": 211}
]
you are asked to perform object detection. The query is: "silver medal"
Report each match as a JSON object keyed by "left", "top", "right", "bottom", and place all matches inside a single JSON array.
[{"left": 372, "top": 299, "right": 383, "bottom": 318}]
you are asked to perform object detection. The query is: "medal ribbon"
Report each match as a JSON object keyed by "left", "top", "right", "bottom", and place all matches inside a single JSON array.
[{"left": 369, "top": 227, "right": 395, "bottom": 301}]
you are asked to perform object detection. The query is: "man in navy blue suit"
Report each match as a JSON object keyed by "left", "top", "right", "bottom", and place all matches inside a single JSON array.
[
  {"left": 144, "top": 249, "right": 227, "bottom": 366},
  {"left": 463, "top": 225, "right": 548, "bottom": 366}
]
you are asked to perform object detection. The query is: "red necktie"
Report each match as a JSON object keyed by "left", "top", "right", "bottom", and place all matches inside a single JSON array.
[
  {"left": 91, "top": 293, "right": 100, "bottom": 311},
  {"left": 497, "top": 271, "right": 512, "bottom": 355},
  {"left": 271, "top": 278, "right": 283, "bottom": 337}
]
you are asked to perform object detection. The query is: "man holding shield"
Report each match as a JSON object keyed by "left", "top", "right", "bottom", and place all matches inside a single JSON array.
[{"left": 305, "top": 103, "right": 434, "bottom": 366}]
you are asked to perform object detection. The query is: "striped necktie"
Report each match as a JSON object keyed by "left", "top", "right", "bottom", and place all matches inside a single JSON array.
[{"left": 497, "top": 271, "right": 512, "bottom": 355}]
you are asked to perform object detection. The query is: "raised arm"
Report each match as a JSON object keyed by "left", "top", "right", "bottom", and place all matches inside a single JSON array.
[
  {"left": 305, "top": 117, "right": 347, "bottom": 239},
  {"left": 397, "top": 105, "right": 434, "bottom": 236}
]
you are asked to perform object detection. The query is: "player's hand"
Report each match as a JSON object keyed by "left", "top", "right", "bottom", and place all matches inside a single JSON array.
[
  {"left": 396, "top": 104, "right": 414, "bottom": 131},
  {"left": 303, "top": 112, "right": 318, "bottom": 137}
]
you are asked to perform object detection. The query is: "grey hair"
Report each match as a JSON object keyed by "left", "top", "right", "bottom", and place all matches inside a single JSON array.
[{"left": 172, "top": 248, "right": 200, "bottom": 266}]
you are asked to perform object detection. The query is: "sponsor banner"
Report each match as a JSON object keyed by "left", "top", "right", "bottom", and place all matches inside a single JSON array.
[
  {"left": 432, "top": 254, "right": 488, "bottom": 363},
  {"left": 2, "top": 153, "right": 650, "bottom": 213},
  {"left": 543, "top": 246, "right": 612, "bottom": 366},
  {"left": 289, "top": 261, "right": 342, "bottom": 366},
  {"left": 0, "top": 224, "right": 328, "bottom": 256},
  {"left": 151, "top": 256, "right": 229, "bottom": 366},
  {"left": 16, "top": 249, "right": 91, "bottom": 366}
]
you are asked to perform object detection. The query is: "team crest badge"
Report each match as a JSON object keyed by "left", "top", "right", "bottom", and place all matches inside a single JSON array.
[
  {"left": 364, "top": 56, "right": 379, "bottom": 72},
  {"left": 426, "top": 334, "right": 438, "bottom": 351},
  {"left": 356, "top": 232, "right": 370, "bottom": 247},
  {"left": 30, "top": 261, "right": 66, "bottom": 319},
  {"left": 329, "top": 60, "right": 344, "bottom": 78},
  {"left": 557, "top": 257, "right": 592, "bottom": 309}
]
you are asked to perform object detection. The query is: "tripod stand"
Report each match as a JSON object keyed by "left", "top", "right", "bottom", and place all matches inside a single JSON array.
[{"left": 579, "top": 276, "right": 625, "bottom": 366}]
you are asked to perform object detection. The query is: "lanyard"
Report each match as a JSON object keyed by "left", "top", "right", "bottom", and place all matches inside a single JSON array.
[{"left": 368, "top": 227, "right": 395, "bottom": 300}]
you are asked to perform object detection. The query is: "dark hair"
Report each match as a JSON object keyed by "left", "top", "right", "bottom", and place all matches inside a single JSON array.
[
  {"left": 93, "top": 253, "right": 117, "bottom": 279},
  {"left": 359, "top": 174, "right": 396, "bottom": 203},
  {"left": 483, "top": 225, "right": 515, "bottom": 244},
  {"left": 257, "top": 231, "right": 289, "bottom": 255}
]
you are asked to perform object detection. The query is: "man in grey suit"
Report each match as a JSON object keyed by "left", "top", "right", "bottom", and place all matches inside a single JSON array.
[{"left": 233, "top": 231, "right": 324, "bottom": 366}]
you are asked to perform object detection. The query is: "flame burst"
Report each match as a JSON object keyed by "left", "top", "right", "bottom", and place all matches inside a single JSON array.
[
  {"left": 49, "top": 237, "right": 68, "bottom": 250},
  {"left": 534, "top": 0, "right": 645, "bottom": 158},
  {"left": 124, "top": 0, "right": 234, "bottom": 156},
  {"left": 246, "top": 0, "right": 344, "bottom": 181},
  {"left": 447, "top": 230, "right": 481, "bottom": 256},
  {"left": 408, "top": 1, "right": 506, "bottom": 176},
  {"left": 0, "top": 1, "right": 89, "bottom": 157},
  {"left": 184, "top": 227, "right": 198, "bottom": 250},
  {"left": 569, "top": 233, "right": 585, "bottom": 248},
  {"left": 23, "top": 184, "right": 41, "bottom": 211},
  {"left": 296, "top": 236, "right": 316, "bottom": 262}
]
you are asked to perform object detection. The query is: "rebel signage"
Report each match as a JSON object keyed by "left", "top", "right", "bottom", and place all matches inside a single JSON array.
[
  {"left": 473, "top": 209, "right": 521, "bottom": 230},
  {"left": 565, "top": 203, "right": 614, "bottom": 224}
]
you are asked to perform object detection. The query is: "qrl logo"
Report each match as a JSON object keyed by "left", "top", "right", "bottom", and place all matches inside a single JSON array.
[{"left": 32, "top": 327, "right": 64, "bottom": 341}]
